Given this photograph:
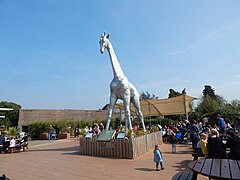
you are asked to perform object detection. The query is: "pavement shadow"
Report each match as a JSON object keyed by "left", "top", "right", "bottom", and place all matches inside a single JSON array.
[
  {"left": 172, "top": 159, "right": 192, "bottom": 172},
  {"left": 134, "top": 167, "right": 156, "bottom": 172},
  {"left": 29, "top": 146, "right": 79, "bottom": 155},
  {"left": 164, "top": 150, "right": 192, "bottom": 154},
  {"left": 164, "top": 144, "right": 193, "bottom": 155}
]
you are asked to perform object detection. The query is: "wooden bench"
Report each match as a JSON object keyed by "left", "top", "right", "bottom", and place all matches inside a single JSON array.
[
  {"left": 189, "top": 158, "right": 240, "bottom": 180},
  {"left": 8, "top": 142, "right": 28, "bottom": 153},
  {"left": 172, "top": 171, "right": 194, "bottom": 180}
]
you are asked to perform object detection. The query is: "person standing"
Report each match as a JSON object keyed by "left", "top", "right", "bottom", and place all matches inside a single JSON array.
[
  {"left": 187, "top": 120, "right": 200, "bottom": 149},
  {"left": 170, "top": 134, "right": 178, "bottom": 153},
  {"left": 226, "top": 129, "right": 240, "bottom": 160},
  {"left": 153, "top": 145, "right": 164, "bottom": 171},
  {"left": 217, "top": 114, "right": 226, "bottom": 133},
  {"left": 99, "top": 123, "right": 104, "bottom": 132},
  {"left": 199, "top": 133, "right": 208, "bottom": 157}
]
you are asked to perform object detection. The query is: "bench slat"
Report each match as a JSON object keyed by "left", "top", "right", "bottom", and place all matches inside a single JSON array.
[
  {"left": 193, "top": 158, "right": 204, "bottom": 172},
  {"left": 229, "top": 159, "right": 240, "bottom": 180},
  {"left": 221, "top": 159, "right": 231, "bottom": 179},
  {"left": 186, "top": 172, "right": 193, "bottom": 180},
  {"left": 201, "top": 158, "right": 212, "bottom": 175},
  {"left": 172, "top": 171, "right": 193, "bottom": 180},
  {"left": 188, "top": 160, "right": 197, "bottom": 170},
  {"left": 178, "top": 171, "right": 191, "bottom": 180},
  {"left": 211, "top": 159, "right": 220, "bottom": 177}
]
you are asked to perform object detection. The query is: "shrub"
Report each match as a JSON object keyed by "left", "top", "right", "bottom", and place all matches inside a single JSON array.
[
  {"left": 6, "top": 127, "right": 19, "bottom": 137},
  {"left": 126, "top": 129, "right": 134, "bottom": 138}
]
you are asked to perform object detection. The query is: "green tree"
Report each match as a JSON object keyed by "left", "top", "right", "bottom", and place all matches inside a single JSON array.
[
  {"left": 140, "top": 91, "right": 159, "bottom": 100},
  {"left": 194, "top": 85, "right": 240, "bottom": 124},
  {"left": 195, "top": 85, "right": 227, "bottom": 117},
  {"left": 203, "top": 85, "right": 216, "bottom": 99},
  {"left": 195, "top": 95, "right": 221, "bottom": 116},
  {"left": 0, "top": 101, "right": 21, "bottom": 127},
  {"left": 219, "top": 100, "right": 240, "bottom": 122},
  {"left": 168, "top": 88, "right": 186, "bottom": 98}
]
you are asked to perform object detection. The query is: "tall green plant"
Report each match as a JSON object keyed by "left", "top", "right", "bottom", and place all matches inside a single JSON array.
[
  {"left": 126, "top": 129, "right": 134, "bottom": 138},
  {"left": 7, "top": 127, "right": 19, "bottom": 137},
  {"left": 29, "top": 122, "right": 49, "bottom": 139}
]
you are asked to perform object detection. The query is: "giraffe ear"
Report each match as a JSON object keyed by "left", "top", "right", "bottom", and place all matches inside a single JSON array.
[{"left": 107, "top": 33, "right": 110, "bottom": 39}]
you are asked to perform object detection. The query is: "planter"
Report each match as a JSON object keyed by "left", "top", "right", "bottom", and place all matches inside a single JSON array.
[
  {"left": 58, "top": 133, "right": 70, "bottom": 139},
  {"left": 79, "top": 131, "right": 162, "bottom": 159},
  {"left": 40, "top": 133, "right": 48, "bottom": 140}
]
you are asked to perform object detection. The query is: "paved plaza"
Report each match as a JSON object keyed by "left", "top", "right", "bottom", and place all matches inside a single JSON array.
[{"left": 0, "top": 138, "right": 207, "bottom": 180}]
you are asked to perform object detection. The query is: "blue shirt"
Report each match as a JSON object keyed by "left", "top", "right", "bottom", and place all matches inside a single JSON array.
[
  {"left": 153, "top": 149, "right": 163, "bottom": 163},
  {"left": 218, "top": 117, "right": 226, "bottom": 132}
]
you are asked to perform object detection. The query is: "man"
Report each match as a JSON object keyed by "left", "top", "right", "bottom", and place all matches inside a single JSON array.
[
  {"left": 217, "top": 114, "right": 226, "bottom": 133},
  {"left": 187, "top": 120, "right": 200, "bottom": 149},
  {"left": 226, "top": 129, "right": 240, "bottom": 160}
]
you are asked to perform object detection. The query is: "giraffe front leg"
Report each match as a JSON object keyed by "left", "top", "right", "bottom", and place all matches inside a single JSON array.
[{"left": 105, "top": 95, "right": 117, "bottom": 130}]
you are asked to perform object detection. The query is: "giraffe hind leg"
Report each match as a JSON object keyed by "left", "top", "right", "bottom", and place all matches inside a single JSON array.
[
  {"left": 132, "top": 97, "right": 146, "bottom": 131},
  {"left": 123, "top": 94, "right": 133, "bottom": 131}
]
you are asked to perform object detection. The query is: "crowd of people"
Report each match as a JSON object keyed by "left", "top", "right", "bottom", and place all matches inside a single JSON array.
[
  {"left": 73, "top": 122, "right": 105, "bottom": 137},
  {"left": 0, "top": 132, "right": 29, "bottom": 153},
  {"left": 162, "top": 114, "right": 240, "bottom": 160}
]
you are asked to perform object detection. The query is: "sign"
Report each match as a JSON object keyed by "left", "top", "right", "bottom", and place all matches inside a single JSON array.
[
  {"left": 97, "top": 130, "right": 115, "bottom": 141},
  {"left": 117, "top": 132, "right": 126, "bottom": 139},
  {"left": 85, "top": 133, "right": 93, "bottom": 138}
]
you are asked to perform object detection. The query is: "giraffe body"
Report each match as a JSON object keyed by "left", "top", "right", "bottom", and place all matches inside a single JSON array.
[{"left": 99, "top": 32, "right": 146, "bottom": 132}]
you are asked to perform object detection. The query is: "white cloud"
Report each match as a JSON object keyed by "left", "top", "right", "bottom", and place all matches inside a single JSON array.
[
  {"left": 137, "top": 78, "right": 194, "bottom": 98},
  {"left": 167, "top": 46, "right": 194, "bottom": 56},
  {"left": 167, "top": 21, "right": 240, "bottom": 56},
  {"left": 53, "top": 74, "right": 62, "bottom": 79},
  {"left": 215, "top": 80, "right": 240, "bottom": 101},
  {"left": 202, "top": 30, "right": 224, "bottom": 42},
  {"left": 234, "top": 74, "right": 240, "bottom": 78}
]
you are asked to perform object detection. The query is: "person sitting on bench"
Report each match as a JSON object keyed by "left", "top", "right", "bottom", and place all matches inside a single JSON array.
[
  {"left": 9, "top": 136, "right": 16, "bottom": 147},
  {"left": 0, "top": 134, "right": 4, "bottom": 153},
  {"left": 20, "top": 133, "right": 29, "bottom": 151}
]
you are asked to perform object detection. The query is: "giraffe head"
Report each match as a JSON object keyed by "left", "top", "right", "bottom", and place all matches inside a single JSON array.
[{"left": 99, "top": 32, "right": 110, "bottom": 54}]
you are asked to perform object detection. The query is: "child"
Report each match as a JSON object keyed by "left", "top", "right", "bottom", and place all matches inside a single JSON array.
[
  {"left": 199, "top": 133, "right": 208, "bottom": 157},
  {"left": 170, "top": 134, "right": 178, "bottom": 153},
  {"left": 153, "top": 145, "right": 164, "bottom": 171}
]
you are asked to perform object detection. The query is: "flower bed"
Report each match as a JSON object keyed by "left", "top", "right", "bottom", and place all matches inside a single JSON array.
[
  {"left": 79, "top": 131, "right": 162, "bottom": 159},
  {"left": 58, "top": 133, "right": 70, "bottom": 139}
]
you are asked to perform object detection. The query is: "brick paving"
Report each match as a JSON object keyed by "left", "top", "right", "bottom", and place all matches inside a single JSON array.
[{"left": 0, "top": 138, "right": 207, "bottom": 180}]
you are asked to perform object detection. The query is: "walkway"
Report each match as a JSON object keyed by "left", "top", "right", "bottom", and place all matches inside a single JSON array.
[{"left": 0, "top": 139, "right": 207, "bottom": 180}]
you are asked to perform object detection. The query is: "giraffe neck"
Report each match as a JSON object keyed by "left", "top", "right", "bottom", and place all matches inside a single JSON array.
[{"left": 107, "top": 42, "right": 125, "bottom": 78}]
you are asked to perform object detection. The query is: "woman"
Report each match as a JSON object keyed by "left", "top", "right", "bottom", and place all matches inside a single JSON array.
[{"left": 207, "top": 129, "right": 225, "bottom": 158}]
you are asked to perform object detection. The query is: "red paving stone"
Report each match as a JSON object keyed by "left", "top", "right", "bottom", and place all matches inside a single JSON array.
[{"left": 0, "top": 138, "right": 207, "bottom": 180}]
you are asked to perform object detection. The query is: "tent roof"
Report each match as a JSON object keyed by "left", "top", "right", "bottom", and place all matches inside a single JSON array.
[
  {"left": 116, "top": 95, "right": 196, "bottom": 117},
  {"left": 0, "top": 108, "right": 13, "bottom": 111}
]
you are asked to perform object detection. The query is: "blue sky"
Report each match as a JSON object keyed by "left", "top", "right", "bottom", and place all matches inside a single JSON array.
[{"left": 1, "top": 1, "right": 240, "bottom": 110}]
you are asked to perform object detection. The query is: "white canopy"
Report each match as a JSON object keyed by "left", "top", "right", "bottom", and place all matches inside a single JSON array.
[{"left": 0, "top": 108, "right": 13, "bottom": 111}]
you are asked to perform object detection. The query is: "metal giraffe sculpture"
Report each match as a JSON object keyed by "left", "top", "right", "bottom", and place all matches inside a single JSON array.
[{"left": 99, "top": 32, "right": 146, "bottom": 132}]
